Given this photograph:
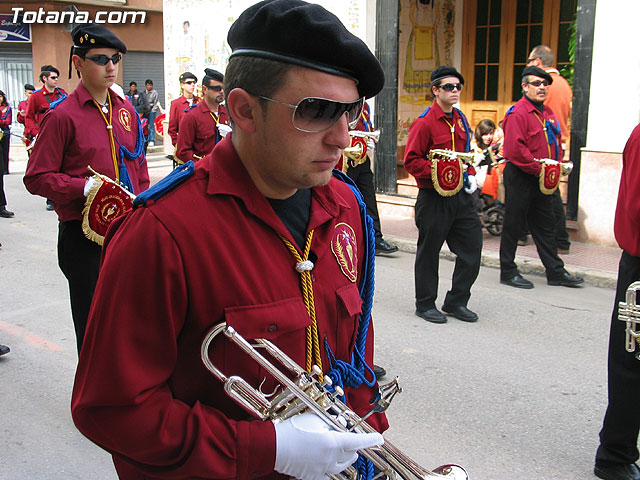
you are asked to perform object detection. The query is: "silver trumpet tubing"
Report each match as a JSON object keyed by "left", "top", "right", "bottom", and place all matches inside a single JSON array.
[
  {"left": 201, "top": 323, "right": 469, "bottom": 480},
  {"left": 349, "top": 129, "right": 381, "bottom": 143},
  {"left": 618, "top": 281, "right": 640, "bottom": 359},
  {"left": 534, "top": 158, "right": 574, "bottom": 176},
  {"left": 428, "top": 149, "right": 475, "bottom": 166}
]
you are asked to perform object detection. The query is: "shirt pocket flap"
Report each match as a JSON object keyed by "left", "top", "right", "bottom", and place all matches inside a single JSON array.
[
  {"left": 224, "top": 297, "right": 311, "bottom": 341},
  {"left": 336, "top": 283, "right": 363, "bottom": 317}
]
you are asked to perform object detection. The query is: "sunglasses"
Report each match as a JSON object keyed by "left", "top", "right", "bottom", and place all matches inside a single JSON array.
[
  {"left": 183, "top": 80, "right": 196, "bottom": 85},
  {"left": 206, "top": 85, "right": 223, "bottom": 92},
  {"left": 85, "top": 53, "right": 122, "bottom": 66},
  {"left": 255, "top": 94, "right": 364, "bottom": 133},
  {"left": 528, "top": 80, "right": 549, "bottom": 87},
  {"left": 438, "top": 83, "right": 463, "bottom": 92},
  {"left": 48, "top": 75, "right": 59, "bottom": 80}
]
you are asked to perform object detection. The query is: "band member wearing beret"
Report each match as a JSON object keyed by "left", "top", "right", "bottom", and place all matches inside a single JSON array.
[
  {"left": 499, "top": 65, "right": 583, "bottom": 289},
  {"left": 403, "top": 66, "right": 482, "bottom": 324},
  {"left": 71, "top": 1, "right": 388, "bottom": 478},
  {"left": 168, "top": 71, "right": 200, "bottom": 147},
  {"left": 176, "top": 68, "right": 229, "bottom": 162},
  {"left": 594, "top": 124, "right": 640, "bottom": 480},
  {"left": 24, "top": 24, "right": 149, "bottom": 353}
]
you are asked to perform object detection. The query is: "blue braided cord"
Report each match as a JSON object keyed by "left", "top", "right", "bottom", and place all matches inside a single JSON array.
[
  {"left": 324, "top": 170, "right": 377, "bottom": 390},
  {"left": 48, "top": 92, "right": 68, "bottom": 110},
  {"left": 455, "top": 108, "right": 471, "bottom": 153},
  {"left": 0, "top": 106, "right": 11, "bottom": 120},
  {"left": 114, "top": 113, "right": 147, "bottom": 192},
  {"left": 545, "top": 119, "right": 560, "bottom": 160},
  {"left": 418, "top": 106, "right": 431, "bottom": 118},
  {"left": 133, "top": 161, "right": 195, "bottom": 207},
  {"left": 355, "top": 454, "right": 374, "bottom": 480}
]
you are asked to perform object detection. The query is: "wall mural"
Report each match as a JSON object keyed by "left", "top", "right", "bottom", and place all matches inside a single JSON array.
[
  {"left": 397, "top": 0, "right": 456, "bottom": 147},
  {"left": 163, "top": 0, "right": 368, "bottom": 107}
]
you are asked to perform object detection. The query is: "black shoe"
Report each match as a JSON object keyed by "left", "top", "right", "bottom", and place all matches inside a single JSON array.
[
  {"left": 442, "top": 305, "right": 478, "bottom": 322},
  {"left": 416, "top": 308, "right": 447, "bottom": 324},
  {"left": 557, "top": 248, "right": 570, "bottom": 255},
  {"left": 46, "top": 199, "right": 54, "bottom": 211},
  {"left": 594, "top": 462, "right": 640, "bottom": 480},
  {"left": 375, "top": 239, "right": 398, "bottom": 256},
  {"left": 501, "top": 274, "right": 534, "bottom": 289},
  {"left": 547, "top": 271, "right": 584, "bottom": 287},
  {"left": 373, "top": 364, "right": 386, "bottom": 380},
  {"left": 0, "top": 344, "right": 10, "bottom": 356},
  {"left": 0, "top": 207, "right": 14, "bottom": 218}
]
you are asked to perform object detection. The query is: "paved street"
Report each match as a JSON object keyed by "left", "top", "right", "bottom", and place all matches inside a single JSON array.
[{"left": 0, "top": 159, "right": 615, "bottom": 479}]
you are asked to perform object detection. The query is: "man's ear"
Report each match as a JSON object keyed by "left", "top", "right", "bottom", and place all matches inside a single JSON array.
[
  {"left": 71, "top": 55, "right": 84, "bottom": 74},
  {"left": 226, "top": 88, "right": 259, "bottom": 133}
]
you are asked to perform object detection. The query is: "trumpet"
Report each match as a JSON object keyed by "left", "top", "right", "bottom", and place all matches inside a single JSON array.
[
  {"left": 341, "top": 130, "right": 382, "bottom": 172},
  {"left": 428, "top": 149, "right": 475, "bottom": 166},
  {"left": 618, "top": 281, "right": 640, "bottom": 360},
  {"left": 201, "top": 323, "right": 469, "bottom": 480}
]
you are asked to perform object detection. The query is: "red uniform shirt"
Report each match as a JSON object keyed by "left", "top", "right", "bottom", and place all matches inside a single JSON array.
[
  {"left": 168, "top": 95, "right": 200, "bottom": 145},
  {"left": 0, "top": 104, "right": 11, "bottom": 130},
  {"left": 403, "top": 100, "right": 474, "bottom": 189},
  {"left": 71, "top": 136, "right": 388, "bottom": 479},
  {"left": 176, "top": 101, "right": 230, "bottom": 162},
  {"left": 24, "top": 87, "right": 66, "bottom": 138},
  {"left": 24, "top": 82, "right": 150, "bottom": 221},
  {"left": 615, "top": 123, "right": 640, "bottom": 256},
  {"left": 502, "top": 96, "right": 561, "bottom": 177},
  {"left": 17, "top": 100, "right": 28, "bottom": 125}
]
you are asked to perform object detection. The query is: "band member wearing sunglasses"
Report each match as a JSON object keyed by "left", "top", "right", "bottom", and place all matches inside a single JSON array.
[
  {"left": 176, "top": 68, "right": 229, "bottom": 163},
  {"left": 24, "top": 65, "right": 66, "bottom": 149},
  {"left": 24, "top": 24, "right": 149, "bottom": 353},
  {"left": 168, "top": 72, "right": 200, "bottom": 147},
  {"left": 72, "top": 1, "right": 388, "bottom": 478},
  {"left": 499, "top": 65, "right": 583, "bottom": 289},
  {"left": 404, "top": 66, "right": 482, "bottom": 324}
]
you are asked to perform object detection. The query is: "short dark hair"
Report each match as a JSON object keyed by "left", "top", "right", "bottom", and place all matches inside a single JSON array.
[
  {"left": 39, "top": 65, "right": 59, "bottom": 83},
  {"left": 129, "top": 81, "right": 137, "bottom": 87},
  {"left": 24, "top": 84, "right": 35, "bottom": 91},
  {"left": 145, "top": 79, "right": 153, "bottom": 86},
  {"left": 223, "top": 56, "right": 294, "bottom": 125}
]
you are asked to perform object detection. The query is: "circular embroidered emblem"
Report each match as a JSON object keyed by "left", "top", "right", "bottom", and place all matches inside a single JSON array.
[
  {"left": 119, "top": 108, "right": 132, "bottom": 131},
  {"left": 331, "top": 223, "right": 358, "bottom": 283}
]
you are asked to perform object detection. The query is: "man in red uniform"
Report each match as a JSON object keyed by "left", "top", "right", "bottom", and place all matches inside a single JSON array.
[
  {"left": 71, "top": 1, "right": 389, "bottom": 478},
  {"left": 403, "top": 66, "right": 482, "bottom": 324},
  {"left": 527, "top": 45, "right": 572, "bottom": 253},
  {"left": 499, "top": 65, "right": 582, "bottom": 289},
  {"left": 24, "top": 65, "right": 66, "bottom": 145},
  {"left": 17, "top": 83, "right": 35, "bottom": 126},
  {"left": 176, "top": 68, "right": 229, "bottom": 162},
  {"left": 23, "top": 24, "right": 149, "bottom": 353},
  {"left": 594, "top": 124, "right": 640, "bottom": 480},
  {"left": 168, "top": 71, "right": 200, "bottom": 147},
  {"left": 348, "top": 101, "right": 398, "bottom": 257}
]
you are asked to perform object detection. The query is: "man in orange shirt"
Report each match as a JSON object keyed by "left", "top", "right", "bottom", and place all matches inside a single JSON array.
[{"left": 527, "top": 45, "right": 572, "bottom": 254}]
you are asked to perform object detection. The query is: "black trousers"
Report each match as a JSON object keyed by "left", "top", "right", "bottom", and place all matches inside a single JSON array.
[
  {"left": 596, "top": 251, "right": 640, "bottom": 466},
  {"left": 57, "top": 221, "right": 101, "bottom": 353},
  {"left": 414, "top": 187, "right": 482, "bottom": 311},
  {"left": 499, "top": 163, "right": 564, "bottom": 279},
  {"left": 0, "top": 133, "right": 8, "bottom": 207},
  {"left": 551, "top": 189, "right": 571, "bottom": 250},
  {"left": 347, "top": 157, "right": 382, "bottom": 242}
]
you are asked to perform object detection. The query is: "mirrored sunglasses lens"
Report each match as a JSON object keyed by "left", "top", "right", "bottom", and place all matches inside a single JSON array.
[
  {"left": 442, "top": 83, "right": 462, "bottom": 91},
  {"left": 294, "top": 98, "right": 364, "bottom": 132},
  {"left": 89, "top": 54, "right": 121, "bottom": 65}
]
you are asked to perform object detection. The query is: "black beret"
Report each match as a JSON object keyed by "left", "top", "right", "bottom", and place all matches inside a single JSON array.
[
  {"left": 179, "top": 72, "right": 198, "bottom": 83},
  {"left": 227, "top": 0, "right": 384, "bottom": 99},
  {"left": 431, "top": 66, "right": 464, "bottom": 85},
  {"left": 71, "top": 24, "right": 127, "bottom": 53},
  {"left": 521, "top": 66, "right": 553, "bottom": 85},
  {"left": 204, "top": 68, "right": 224, "bottom": 82}
]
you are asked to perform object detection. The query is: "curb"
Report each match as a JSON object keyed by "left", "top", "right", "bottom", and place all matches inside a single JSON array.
[{"left": 385, "top": 234, "right": 618, "bottom": 290}]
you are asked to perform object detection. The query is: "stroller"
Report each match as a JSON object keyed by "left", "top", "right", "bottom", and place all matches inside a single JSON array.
[{"left": 476, "top": 145, "right": 505, "bottom": 236}]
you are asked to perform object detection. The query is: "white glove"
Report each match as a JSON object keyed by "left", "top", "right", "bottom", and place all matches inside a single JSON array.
[
  {"left": 274, "top": 412, "right": 383, "bottom": 480},
  {"left": 217, "top": 124, "right": 232, "bottom": 138},
  {"left": 366, "top": 139, "right": 375, "bottom": 153},
  {"left": 84, "top": 176, "right": 98, "bottom": 197},
  {"left": 464, "top": 175, "right": 477, "bottom": 194},
  {"left": 540, "top": 158, "right": 559, "bottom": 165}
]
